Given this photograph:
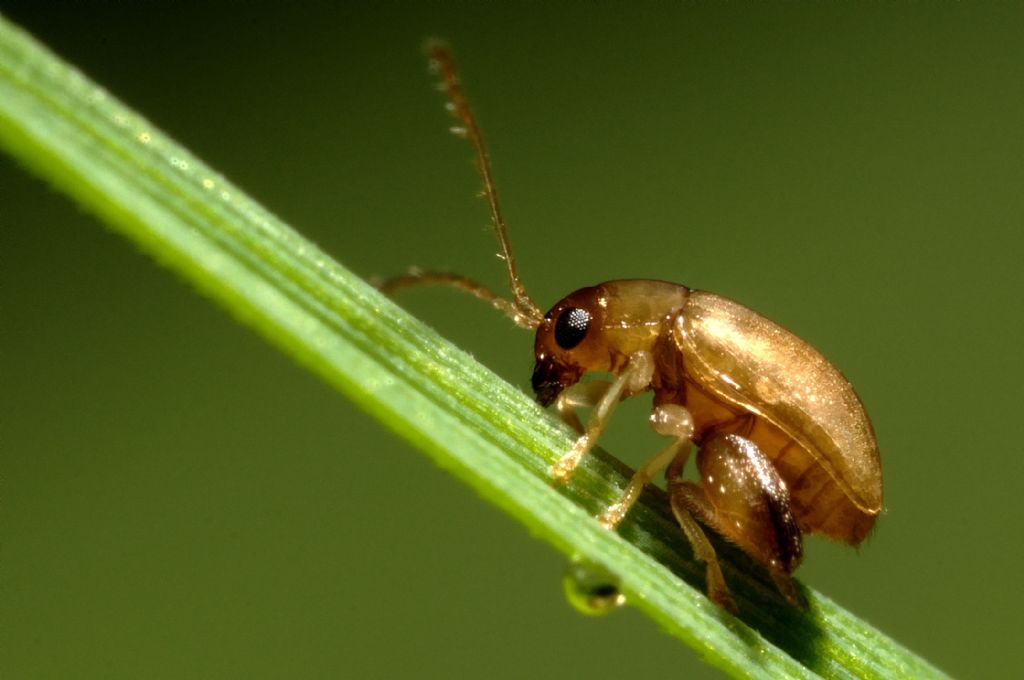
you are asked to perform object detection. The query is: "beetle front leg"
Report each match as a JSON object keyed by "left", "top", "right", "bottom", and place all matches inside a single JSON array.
[
  {"left": 550, "top": 351, "right": 654, "bottom": 483},
  {"left": 553, "top": 380, "right": 614, "bottom": 435}
]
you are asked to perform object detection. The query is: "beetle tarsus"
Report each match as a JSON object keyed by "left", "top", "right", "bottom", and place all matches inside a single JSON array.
[
  {"left": 771, "top": 570, "right": 807, "bottom": 610},
  {"left": 598, "top": 436, "right": 688, "bottom": 530}
]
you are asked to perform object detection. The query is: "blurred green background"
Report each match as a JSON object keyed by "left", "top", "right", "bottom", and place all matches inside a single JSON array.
[{"left": 3, "top": 4, "right": 1022, "bottom": 678}]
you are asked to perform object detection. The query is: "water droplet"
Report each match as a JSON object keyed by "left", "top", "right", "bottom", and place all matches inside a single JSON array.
[{"left": 562, "top": 557, "right": 625, "bottom": 616}]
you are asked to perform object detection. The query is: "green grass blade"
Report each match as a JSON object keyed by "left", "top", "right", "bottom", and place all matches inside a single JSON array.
[{"left": 0, "top": 15, "right": 947, "bottom": 680}]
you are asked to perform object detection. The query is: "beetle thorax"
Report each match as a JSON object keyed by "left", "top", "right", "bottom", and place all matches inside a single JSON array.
[{"left": 591, "top": 280, "right": 690, "bottom": 367}]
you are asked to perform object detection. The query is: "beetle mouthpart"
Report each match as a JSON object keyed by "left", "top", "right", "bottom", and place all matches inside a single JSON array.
[{"left": 532, "top": 358, "right": 567, "bottom": 407}]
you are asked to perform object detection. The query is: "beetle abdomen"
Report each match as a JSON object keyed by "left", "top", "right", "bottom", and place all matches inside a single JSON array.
[
  {"left": 673, "top": 291, "right": 882, "bottom": 544},
  {"left": 757, "top": 421, "right": 878, "bottom": 543}
]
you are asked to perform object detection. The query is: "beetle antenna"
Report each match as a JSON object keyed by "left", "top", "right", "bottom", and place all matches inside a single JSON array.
[
  {"left": 380, "top": 270, "right": 537, "bottom": 329},
  {"left": 422, "top": 41, "right": 544, "bottom": 328}
]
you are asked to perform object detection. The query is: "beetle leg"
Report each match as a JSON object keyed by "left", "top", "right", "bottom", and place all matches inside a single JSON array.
[
  {"left": 550, "top": 352, "right": 653, "bottom": 483},
  {"left": 665, "top": 441, "right": 690, "bottom": 482},
  {"left": 673, "top": 432, "right": 806, "bottom": 610},
  {"left": 596, "top": 403, "right": 696, "bottom": 529},
  {"left": 598, "top": 439, "right": 687, "bottom": 530},
  {"left": 770, "top": 569, "right": 805, "bottom": 609},
  {"left": 554, "top": 380, "right": 614, "bottom": 435},
  {"left": 668, "top": 488, "right": 738, "bottom": 613}
]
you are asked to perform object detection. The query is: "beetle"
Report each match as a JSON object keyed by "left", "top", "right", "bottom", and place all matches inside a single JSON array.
[{"left": 385, "top": 43, "right": 883, "bottom": 612}]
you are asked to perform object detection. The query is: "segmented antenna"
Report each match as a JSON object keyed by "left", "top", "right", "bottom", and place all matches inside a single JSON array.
[
  {"left": 403, "top": 41, "right": 543, "bottom": 329},
  {"left": 426, "top": 42, "right": 543, "bottom": 328}
]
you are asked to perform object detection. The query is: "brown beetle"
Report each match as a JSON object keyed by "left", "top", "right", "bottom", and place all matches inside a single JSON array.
[{"left": 386, "top": 44, "right": 883, "bottom": 612}]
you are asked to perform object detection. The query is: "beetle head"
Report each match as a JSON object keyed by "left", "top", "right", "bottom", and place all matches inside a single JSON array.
[
  {"left": 532, "top": 286, "right": 610, "bottom": 406},
  {"left": 532, "top": 281, "right": 690, "bottom": 406}
]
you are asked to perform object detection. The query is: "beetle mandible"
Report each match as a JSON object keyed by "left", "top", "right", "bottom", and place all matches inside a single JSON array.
[{"left": 385, "top": 43, "right": 883, "bottom": 612}]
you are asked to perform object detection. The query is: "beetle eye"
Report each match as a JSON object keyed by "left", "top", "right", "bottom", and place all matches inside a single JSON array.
[{"left": 555, "top": 307, "right": 591, "bottom": 349}]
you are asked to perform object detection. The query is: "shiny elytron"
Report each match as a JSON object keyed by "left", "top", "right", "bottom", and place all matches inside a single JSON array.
[{"left": 384, "top": 43, "right": 882, "bottom": 612}]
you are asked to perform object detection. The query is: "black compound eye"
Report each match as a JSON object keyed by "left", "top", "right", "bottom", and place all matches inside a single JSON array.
[{"left": 554, "top": 307, "right": 591, "bottom": 349}]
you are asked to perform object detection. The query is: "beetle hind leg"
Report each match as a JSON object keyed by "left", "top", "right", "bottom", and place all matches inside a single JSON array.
[
  {"left": 668, "top": 488, "right": 737, "bottom": 612},
  {"left": 670, "top": 432, "right": 805, "bottom": 610}
]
